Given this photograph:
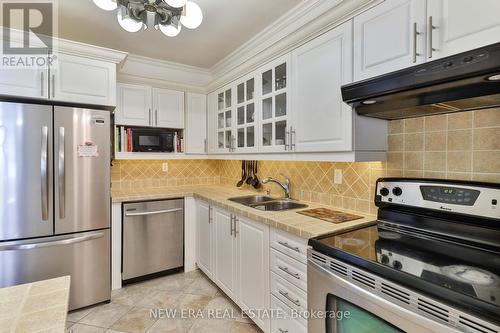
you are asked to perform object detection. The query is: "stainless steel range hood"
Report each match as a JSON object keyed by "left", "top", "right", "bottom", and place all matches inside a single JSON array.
[{"left": 342, "top": 42, "right": 500, "bottom": 120}]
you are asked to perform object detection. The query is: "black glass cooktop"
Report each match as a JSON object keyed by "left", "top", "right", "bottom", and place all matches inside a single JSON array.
[{"left": 309, "top": 220, "right": 500, "bottom": 324}]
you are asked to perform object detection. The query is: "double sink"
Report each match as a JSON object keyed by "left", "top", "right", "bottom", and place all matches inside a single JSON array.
[{"left": 228, "top": 195, "right": 308, "bottom": 211}]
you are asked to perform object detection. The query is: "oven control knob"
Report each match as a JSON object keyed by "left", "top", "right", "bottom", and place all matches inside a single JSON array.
[
  {"left": 380, "top": 254, "right": 390, "bottom": 265},
  {"left": 380, "top": 188, "right": 390, "bottom": 196},
  {"left": 393, "top": 260, "right": 403, "bottom": 270},
  {"left": 392, "top": 187, "right": 403, "bottom": 196}
]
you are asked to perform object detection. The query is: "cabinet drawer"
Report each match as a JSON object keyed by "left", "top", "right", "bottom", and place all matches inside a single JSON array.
[
  {"left": 270, "top": 228, "right": 308, "bottom": 264},
  {"left": 271, "top": 272, "right": 307, "bottom": 312},
  {"left": 270, "top": 295, "right": 307, "bottom": 333},
  {"left": 270, "top": 248, "right": 307, "bottom": 292}
]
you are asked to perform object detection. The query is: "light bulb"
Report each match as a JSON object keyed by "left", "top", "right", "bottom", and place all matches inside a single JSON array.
[
  {"left": 180, "top": 1, "right": 203, "bottom": 29},
  {"left": 159, "top": 23, "right": 181, "bottom": 37},
  {"left": 93, "top": 0, "right": 117, "bottom": 11},
  {"left": 117, "top": 9, "right": 143, "bottom": 33},
  {"left": 165, "top": 0, "right": 187, "bottom": 8}
]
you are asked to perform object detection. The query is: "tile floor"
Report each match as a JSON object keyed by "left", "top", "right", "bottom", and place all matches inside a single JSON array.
[{"left": 66, "top": 270, "right": 262, "bottom": 333}]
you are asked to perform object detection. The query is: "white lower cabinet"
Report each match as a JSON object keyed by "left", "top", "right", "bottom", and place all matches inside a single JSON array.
[
  {"left": 237, "top": 217, "right": 270, "bottom": 331},
  {"left": 213, "top": 207, "right": 239, "bottom": 300},
  {"left": 271, "top": 295, "right": 307, "bottom": 333},
  {"left": 196, "top": 200, "right": 213, "bottom": 277},
  {"left": 195, "top": 201, "right": 270, "bottom": 332},
  {"left": 269, "top": 228, "right": 309, "bottom": 333}
]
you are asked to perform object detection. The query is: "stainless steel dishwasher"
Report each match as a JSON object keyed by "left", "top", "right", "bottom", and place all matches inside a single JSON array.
[{"left": 122, "top": 199, "right": 184, "bottom": 282}]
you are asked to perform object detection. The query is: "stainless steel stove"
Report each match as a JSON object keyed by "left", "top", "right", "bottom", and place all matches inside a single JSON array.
[{"left": 308, "top": 178, "right": 500, "bottom": 333}]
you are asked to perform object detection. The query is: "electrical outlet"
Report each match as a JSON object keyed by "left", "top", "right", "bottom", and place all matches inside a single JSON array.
[
  {"left": 334, "top": 169, "right": 342, "bottom": 184},
  {"left": 162, "top": 162, "right": 169, "bottom": 173}
]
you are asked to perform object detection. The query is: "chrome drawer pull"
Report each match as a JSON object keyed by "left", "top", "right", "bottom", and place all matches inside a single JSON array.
[
  {"left": 278, "top": 289, "right": 301, "bottom": 307},
  {"left": 278, "top": 329, "right": 288, "bottom": 333},
  {"left": 277, "top": 241, "right": 300, "bottom": 253},
  {"left": 278, "top": 265, "right": 300, "bottom": 279}
]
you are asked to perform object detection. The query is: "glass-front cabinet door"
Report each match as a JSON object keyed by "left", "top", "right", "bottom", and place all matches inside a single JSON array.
[
  {"left": 216, "top": 85, "right": 235, "bottom": 152},
  {"left": 257, "top": 54, "right": 291, "bottom": 152},
  {"left": 235, "top": 74, "right": 257, "bottom": 152}
]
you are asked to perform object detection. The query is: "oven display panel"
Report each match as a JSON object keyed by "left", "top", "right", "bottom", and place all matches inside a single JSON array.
[{"left": 420, "top": 186, "right": 480, "bottom": 206}]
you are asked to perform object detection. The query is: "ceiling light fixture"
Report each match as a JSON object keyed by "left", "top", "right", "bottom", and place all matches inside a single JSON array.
[{"left": 93, "top": 0, "right": 202, "bottom": 37}]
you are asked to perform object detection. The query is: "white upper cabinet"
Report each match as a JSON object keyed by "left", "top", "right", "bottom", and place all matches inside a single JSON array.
[
  {"left": 153, "top": 88, "right": 184, "bottom": 129},
  {"left": 215, "top": 85, "right": 235, "bottom": 153},
  {"left": 257, "top": 55, "right": 291, "bottom": 153},
  {"left": 292, "top": 20, "right": 353, "bottom": 152},
  {"left": 115, "top": 84, "right": 185, "bottom": 129},
  {"left": 0, "top": 66, "right": 47, "bottom": 100},
  {"left": 427, "top": 0, "right": 500, "bottom": 60},
  {"left": 234, "top": 74, "right": 258, "bottom": 153},
  {"left": 0, "top": 44, "right": 119, "bottom": 106},
  {"left": 115, "top": 83, "right": 152, "bottom": 127},
  {"left": 185, "top": 92, "right": 207, "bottom": 154},
  {"left": 0, "top": 41, "right": 48, "bottom": 99},
  {"left": 353, "top": 0, "right": 426, "bottom": 81},
  {"left": 51, "top": 53, "right": 116, "bottom": 106},
  {"left": 207, "top": 92, "right": 218, "bottom": 154}
]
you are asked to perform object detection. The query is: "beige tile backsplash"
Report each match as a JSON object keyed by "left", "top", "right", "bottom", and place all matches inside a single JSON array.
[{"left": 112, "top": 109, "right": 500, "bottom": 214}]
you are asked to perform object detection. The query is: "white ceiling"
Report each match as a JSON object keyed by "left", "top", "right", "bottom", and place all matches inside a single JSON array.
[{"left": 57, "top": 0, "right": 302, "bottom": 68}]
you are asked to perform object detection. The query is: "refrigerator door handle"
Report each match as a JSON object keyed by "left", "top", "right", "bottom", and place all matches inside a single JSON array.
[
  {"left": 0, "top": 231, "right": 105, "bottom": 251},
  {"left": 41, "top": 126, "right": 49, "bottom": 221},
  {"left": 58, "top": 127, "right": 65, "bottom": 219},
  {"left": 124, "top": 208, "right": 183, "bottom": 217}
]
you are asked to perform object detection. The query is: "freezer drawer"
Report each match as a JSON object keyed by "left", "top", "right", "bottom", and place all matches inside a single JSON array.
[
  {"left": 123, "top": 199, "right": 184, "bottom": 281},
  {"left": 0, "top": 229, "right": 110, "bottom": 310}
]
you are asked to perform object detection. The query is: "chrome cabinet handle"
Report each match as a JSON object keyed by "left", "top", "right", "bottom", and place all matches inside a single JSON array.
[
  {"left": 413, "top": 22, "right": 421, "bottom": 63},
  {"left": 428, "top": 16, "right": 435, "bottom": 59},
  {"left": 230, "top": 215, "right": 234, "bottom": 236},
  {"left": 208, "top": 206, "right": 213, "bottom": 224},
  {"left": 58, "top": 127, "right": 65, "bottom": 219},
  {"left": 155, "top": 109, "right": 158, "bottom": 126},
  {"left": 285, "top": 127, "right": 290, "bottom": 151},
  {"left": 125, "top": 208, "right": 183, "bottom": 216},
  {"left": 233, "top": 216, "right": 238, "bottom": 238},
  {"left": 278, "top": 329, "right": 288, "bottom": 333},
  {"left": 0, "top": 232, "right": 105, "bottom": 251},
  {"left": 278, "top": 289, "right": 301, "bottom": 307},
  {"left": 278, "top": 265, "right": 300, "bottom": 279},
  {"left": 277, "top": 241, "right": 300, "bottom": 253},
  {"left": 40, "top": 71, "right": 44, "bottom": 96},
  {"left": 51, "top": 74, "right": 55, "bottom": 98},
  {"left": 41, "top": 126, "right": 49, "bottom": 221},
  {"left": 204, "top": 139, "right": 208, "bottom": 153},
  {"left": 149, "top": 109, "right": 152, "bottom": 126},
  {"left": 290, "top": 127, "right": 296, "bottom": 151}
]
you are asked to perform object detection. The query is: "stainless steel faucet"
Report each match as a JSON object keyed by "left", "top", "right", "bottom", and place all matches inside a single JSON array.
[{"left": 262, "top": 174, "right": 291, "bottom": 199}]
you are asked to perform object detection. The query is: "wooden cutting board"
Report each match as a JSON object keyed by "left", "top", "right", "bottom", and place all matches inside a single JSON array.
[{"left": 297, "top": 208, "right": 364, "bottom": 224}]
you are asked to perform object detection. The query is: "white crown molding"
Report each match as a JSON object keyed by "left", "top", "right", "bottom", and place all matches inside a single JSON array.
[
  {"left": 0, "top": 28, "right": 127, "bottom": 64},
  {"left": 119, "top": 53, "right": 213, "bottom": 88},
  {"left": 206, "top": 0, "right": 383, "bottom": 92}
]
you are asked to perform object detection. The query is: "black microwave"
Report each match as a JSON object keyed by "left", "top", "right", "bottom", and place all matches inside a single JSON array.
[{"left": 132, "top": 128, "right": 175, "bottom": 152}]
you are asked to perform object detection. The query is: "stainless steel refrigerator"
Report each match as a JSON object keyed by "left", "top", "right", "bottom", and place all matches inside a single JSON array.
[{"left": 0, "top": 101, "right": 111, "bottom": 310}]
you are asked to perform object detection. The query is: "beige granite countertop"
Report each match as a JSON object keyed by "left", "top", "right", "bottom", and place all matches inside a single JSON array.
[
  {"left": 112, "top": 185, "right": 377, "bottom": 239},
  {"left": 0, "top": 276, "right": 70, "bottom": 333}
]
